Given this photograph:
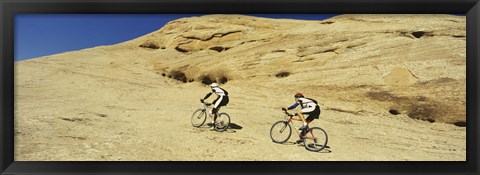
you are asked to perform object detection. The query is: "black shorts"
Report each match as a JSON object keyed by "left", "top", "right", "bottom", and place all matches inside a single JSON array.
[
  {"left": 212, "top": 95, "right": 229, "bottom": 109},
  {"left": 304, "top": 106, "right": 320, "bottom": 122}
]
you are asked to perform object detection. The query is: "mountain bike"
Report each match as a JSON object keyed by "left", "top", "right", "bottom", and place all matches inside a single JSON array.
[
  {"left": 270, "top": 109, "right": 328, "bottom": 152},
  {"left": 191, "top": 101, "right": 230, "bottom": 132}
]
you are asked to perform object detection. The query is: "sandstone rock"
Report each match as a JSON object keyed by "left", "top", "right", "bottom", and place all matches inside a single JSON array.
[{"left": 14, "top": 14, "right": 466, "bottom": 161}]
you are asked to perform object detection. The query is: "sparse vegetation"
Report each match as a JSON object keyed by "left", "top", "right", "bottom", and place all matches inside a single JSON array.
[
  {"left": 169, "top": 70, "right": 188, "bottom": 83},
  {"left": 275, "top": 71, "right": 291, "bottom": 78},
  {"left": 199, "top": 75, "right": 214, "bottom": 85},
  {"left": 139, "top": 42, "right": 160, "bottom": 49},
  {"left": 412, "top": 31, "right": 426, "bottom": 38},
  {"left": 389, "top": 109, "right": 401, "bottom": 115}
]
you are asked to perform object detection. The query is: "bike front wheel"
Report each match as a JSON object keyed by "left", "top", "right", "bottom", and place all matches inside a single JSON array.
[
  {"left": 303, "top": 127, "right": 328, "bottom": 152},
  {"left": 191, "top": 109, "right": 207, "bottom": 127},
  {"left": 214, "top": 113, "right": 231, "bottom": 132},
  {"left": 270, "top": 121, "right": 292, "bottom": 143}
]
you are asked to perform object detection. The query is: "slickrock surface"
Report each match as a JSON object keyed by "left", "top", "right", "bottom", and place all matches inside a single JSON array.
[{"left": 15, "top": 14, "right": 465, "bottom": 160}]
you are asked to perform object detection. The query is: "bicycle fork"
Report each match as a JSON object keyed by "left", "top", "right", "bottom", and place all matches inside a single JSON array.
[{"left": 280, "top": 122, "right": 289, "bottom": 133}]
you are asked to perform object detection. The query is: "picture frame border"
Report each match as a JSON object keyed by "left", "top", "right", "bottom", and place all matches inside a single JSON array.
[{"left": 1, "top": 0, "right": 478, "bottom": 174}]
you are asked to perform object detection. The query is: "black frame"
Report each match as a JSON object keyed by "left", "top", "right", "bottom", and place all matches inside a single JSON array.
[{"left": 1, "top": 0, "right": 479, "bottom": 175}]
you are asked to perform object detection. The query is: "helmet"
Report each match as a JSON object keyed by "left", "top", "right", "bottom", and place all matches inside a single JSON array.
[
  {"left": 294, "top": 92, "right": 304, "bottom": 98},
  {"left": 210, "top": 83, "right": 219, "bottom": 88}
]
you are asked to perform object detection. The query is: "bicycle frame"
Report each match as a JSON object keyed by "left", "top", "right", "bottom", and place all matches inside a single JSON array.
[
  {"left": 283, "top": 110, "right": 316, "bottom": 141},
  {"left": 270, "top": 109, "right": 328, "bottom": 151},
  {"left": 196, "top": 101, "right": 230, "bottom": 132},
  {"left": 202, "top": 102, "right": 218, "bottom": 121}
]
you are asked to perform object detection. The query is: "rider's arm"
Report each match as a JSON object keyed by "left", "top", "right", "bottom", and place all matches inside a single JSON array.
[
  {"left": 287, "top": 102, "right": 299, "bottom": 110},
  {"left": 203, "top": 92, "right": 213, "bottom": 100}
]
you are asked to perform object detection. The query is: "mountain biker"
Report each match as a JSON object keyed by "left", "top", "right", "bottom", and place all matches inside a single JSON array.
[
  {"left": 282, "top": 92, "right": 321, "bottom": 143},
  {"left": 200, "top": 83, "right": 229, "bottom": 127}
]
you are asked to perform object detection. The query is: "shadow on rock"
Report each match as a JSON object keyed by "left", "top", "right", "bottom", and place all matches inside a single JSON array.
[
  {"left": 228, "top": 123, "right": 243, "bottom": 130},
  {"left": 223, "top": 123, "right": 243, "bottom": 133}
]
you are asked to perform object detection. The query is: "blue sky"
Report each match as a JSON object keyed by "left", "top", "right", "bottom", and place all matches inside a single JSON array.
[{"left": 14, "top": 14, "right": 337, "bottom": 61}]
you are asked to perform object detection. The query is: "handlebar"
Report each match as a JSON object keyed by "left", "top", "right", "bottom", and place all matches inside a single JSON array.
[
  {"left": 200, "top": 99, "right": 212, "bottom": 106},
  {"left": 282, "top": 108, "right": 294, "bottom": 117}
]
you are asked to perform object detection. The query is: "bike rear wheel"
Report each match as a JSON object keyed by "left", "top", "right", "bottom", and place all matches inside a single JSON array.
[
  {"left": 303, "top": 127, "right": 328, "bottom": 152},
  {"left": 214, "top": 113, "right": 230, "bottom": 132},
  {"left": 270, "top": 121, "right": 292, "bottom": 143},
  {"left": 191, "top": 109, "right": 207, "bottom": 127}
]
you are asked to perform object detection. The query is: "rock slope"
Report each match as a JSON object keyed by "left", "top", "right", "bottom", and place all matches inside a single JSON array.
[{"left": 14, "top": 14, "right": 466, "bottom": 160}]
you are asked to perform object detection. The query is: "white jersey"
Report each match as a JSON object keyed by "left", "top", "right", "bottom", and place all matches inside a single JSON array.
[
  {"left": 212, "top": 87, "right": 227, "bottom": 96},
  {"left": 298, "top": 97, "right": 317, "bottom": 108}
]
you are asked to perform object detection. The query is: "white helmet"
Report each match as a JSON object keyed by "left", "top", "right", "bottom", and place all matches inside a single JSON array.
[{"left": 210, "top": 83, "right": 218, "bottom": 88}]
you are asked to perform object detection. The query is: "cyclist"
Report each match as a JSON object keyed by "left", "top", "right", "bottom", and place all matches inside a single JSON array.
[
  {"left": 200, "top": 83, "right": 229, "bottom": 127},
  {"left": 282, "top": 92, "right": 321, "bottom": 143}
]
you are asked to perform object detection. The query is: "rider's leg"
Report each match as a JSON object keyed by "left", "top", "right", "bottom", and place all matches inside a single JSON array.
[
  {"left": 298, "top": 107, "right": 314, "bottom": 129},
  {"left": 297, "top": 107, "right": 317, "bottom": 143},
  {"left": 212, "top": 96, "right": 223, "bottom": 124},
  {"left": 213, "top": 107, "right": 221, "bottom": 121},
  {"left": 303, "top": 107, "right": 320, "bottom": 138},
  {"left": 295, "top": 108, "right": 307, "bottom": 125},
  {"left": 305, "top": 107, "right": 320, "bottom": 124},
  {"left": 296, "top": 118, "right": 307, "bottom": 143},
  {"left": 305, "top": 116, "right": 315, "bottom": 130},
  {"left": 311, "top": 106, "right": 320, "bottom": 121},
  {"left": 294, "top": 108, "right": 308, "bottom": 141}
]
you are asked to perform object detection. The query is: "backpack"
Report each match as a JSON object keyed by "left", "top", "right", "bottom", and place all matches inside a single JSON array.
[
  {"left": 219, "top": 87, "right": 229, "bottom": 96},
  {"left": 306, "top": 98, "right": 318, "bottom": 105}
]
